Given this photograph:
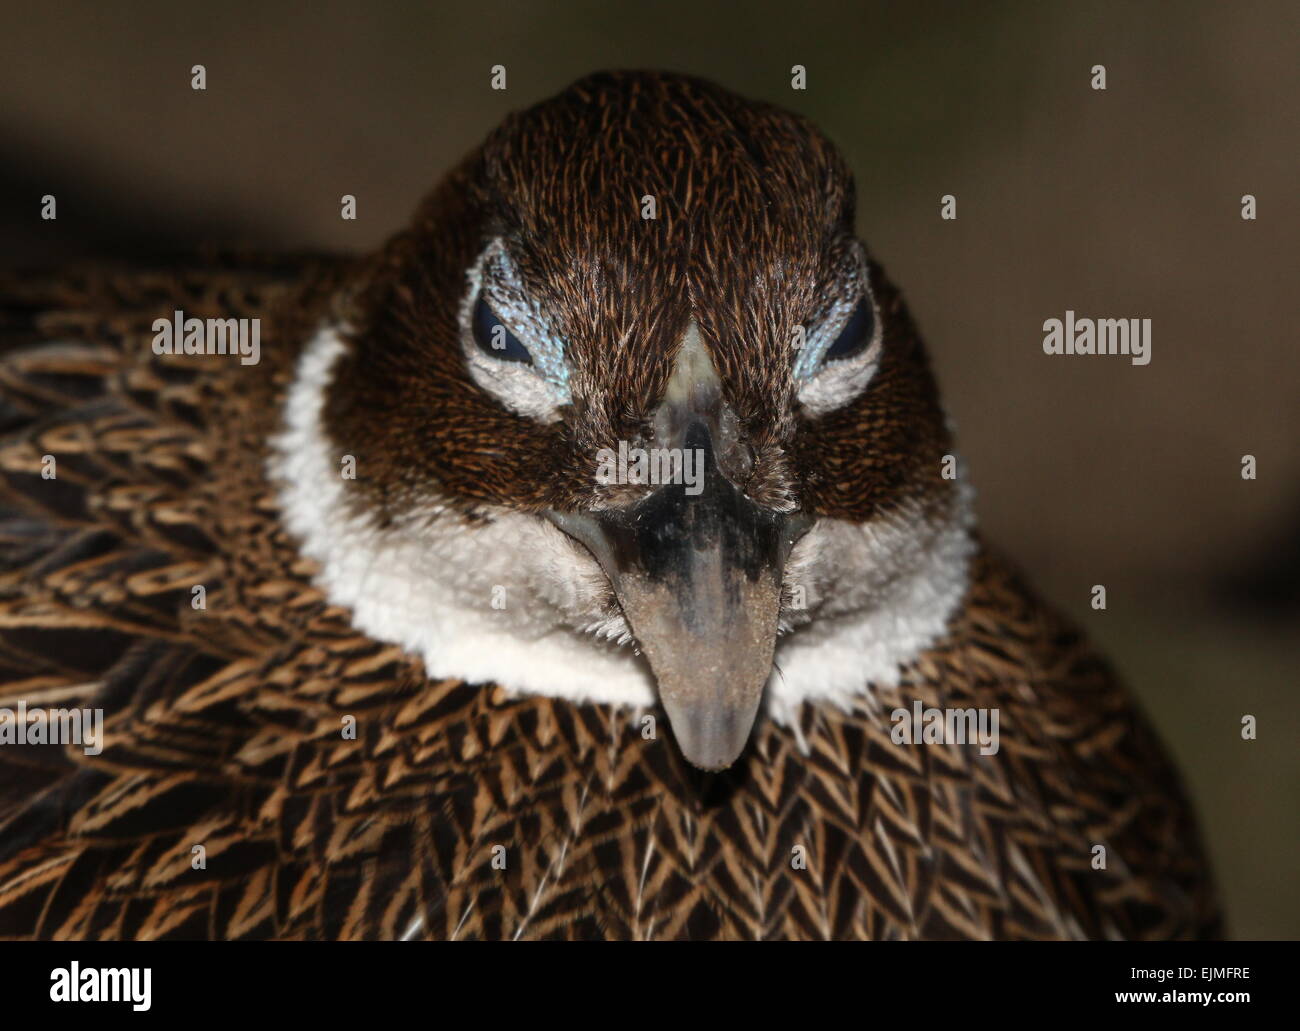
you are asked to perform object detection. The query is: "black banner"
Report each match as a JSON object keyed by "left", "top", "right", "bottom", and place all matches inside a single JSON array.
[{"left": 1, "top": 942, "right": 1281, "bottom": 1019}]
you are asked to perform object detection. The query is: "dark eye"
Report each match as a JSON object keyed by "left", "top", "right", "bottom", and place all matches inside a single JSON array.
[
  {"left": 472, "top": 295, "right": 532, "bottom": 364},
  {"left": 822, "top": 298, "right": 875, "bottom": 363}
]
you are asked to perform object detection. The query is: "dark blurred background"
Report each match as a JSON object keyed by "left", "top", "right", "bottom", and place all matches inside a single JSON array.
[{"left": 2, "top": 0, "right": 1295, "bottom": 938}]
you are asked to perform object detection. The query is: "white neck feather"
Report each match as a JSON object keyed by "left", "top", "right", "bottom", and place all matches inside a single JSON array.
[{"left": 268, "top": 325, "right": 976, "bottom": 725}]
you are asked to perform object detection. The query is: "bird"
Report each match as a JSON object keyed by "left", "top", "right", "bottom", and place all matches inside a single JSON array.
[{"left": 0, "top": 70, "right": 1219, "bottom": 940}]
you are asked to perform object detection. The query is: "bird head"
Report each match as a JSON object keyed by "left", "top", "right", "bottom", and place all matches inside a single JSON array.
[{"left": 298, "top": 71, "right": 969, "bottom": 772}]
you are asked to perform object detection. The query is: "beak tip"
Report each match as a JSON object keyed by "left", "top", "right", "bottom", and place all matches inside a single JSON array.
[
  {"left": 663, "top": 695, "right": 762, "bottom": 772},
  {"left": 678, "top": 743, "right": 747, "bottom": 772}
]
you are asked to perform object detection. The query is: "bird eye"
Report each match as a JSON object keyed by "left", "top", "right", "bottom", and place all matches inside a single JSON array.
[
  {"left": 472, "top": 295, "right": 532, "bottom": 364},
  {"left": 821, "top": 298, "right": 875, "bottom": 364}
]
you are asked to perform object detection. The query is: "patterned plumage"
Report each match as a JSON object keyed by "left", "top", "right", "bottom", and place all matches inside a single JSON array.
[{"left": 0, "top": 73, "right": 1218, "bottom": 939}]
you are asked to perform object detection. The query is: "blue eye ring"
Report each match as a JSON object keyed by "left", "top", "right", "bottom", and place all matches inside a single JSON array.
[
  {"left": 472, "top": 294, "right": 532, "bottom": 364},
  {"left": 821, "top": 297, "right": 875, "bottom": 364}
]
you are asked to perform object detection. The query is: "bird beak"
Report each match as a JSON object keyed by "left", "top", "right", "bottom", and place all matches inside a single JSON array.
[{"left": 548, "top": 325, "right": 809, "bottom": 770}]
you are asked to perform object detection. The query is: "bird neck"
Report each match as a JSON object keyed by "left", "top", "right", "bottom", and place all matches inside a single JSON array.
[{"left": 269, "top": 322, "right": 978, "bottom": 726}]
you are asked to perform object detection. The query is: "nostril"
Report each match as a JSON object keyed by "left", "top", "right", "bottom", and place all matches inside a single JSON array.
[
  {"left": 713, "top": 404, "right": 754, "bottom": 486},
  {"left": 722, "top": 440, "right": 755, "bottom": 485}
]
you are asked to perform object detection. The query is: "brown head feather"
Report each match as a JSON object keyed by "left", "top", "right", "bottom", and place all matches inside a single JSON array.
[{"left": 324, "top": 70, "right": 951, "bottom": 526}]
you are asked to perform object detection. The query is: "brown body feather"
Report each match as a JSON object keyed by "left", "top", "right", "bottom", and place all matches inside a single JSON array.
[{"left": 0, "top": 260, "right": 1217, "bottom": 939}]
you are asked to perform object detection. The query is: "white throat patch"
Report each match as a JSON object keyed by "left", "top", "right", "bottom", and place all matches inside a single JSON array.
[{"left": 268, "top": 325, "right": 976, "bottom": 725}]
